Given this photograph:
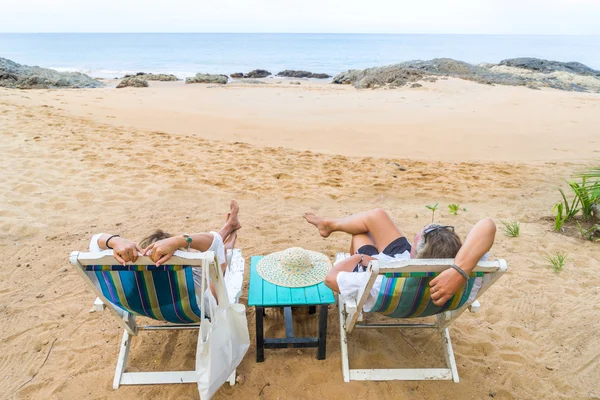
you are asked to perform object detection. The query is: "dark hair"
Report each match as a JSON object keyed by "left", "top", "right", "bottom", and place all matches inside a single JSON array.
[
  {"left": 139, "top": 229, "right": 172, "bottom": 248},
  {"left": 416, "top": 224, "right": 462, "bottom": 259}
]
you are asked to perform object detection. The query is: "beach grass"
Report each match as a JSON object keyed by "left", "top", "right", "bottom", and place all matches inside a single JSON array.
[
  {"left": 546, "top": 252, "right": 568, "bottom": 273},
  {"left": 501, "top": 220, "right": 520, "bottom": 238}
]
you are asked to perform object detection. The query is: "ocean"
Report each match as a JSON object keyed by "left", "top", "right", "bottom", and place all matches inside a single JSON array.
[{"left": 1, "top": 33, "right": 599, "bottom": 79}]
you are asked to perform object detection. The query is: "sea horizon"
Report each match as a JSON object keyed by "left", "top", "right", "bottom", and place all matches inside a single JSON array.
[{"left": 2, "top": 32, "right": 599, "bottom": 78}]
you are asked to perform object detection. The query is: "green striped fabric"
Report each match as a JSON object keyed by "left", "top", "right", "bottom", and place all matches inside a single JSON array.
[
  {"left": 87, "top": 264, "right": 202, "bottom": 323},
  {"left": 370, "top": 276, "right": 477, "bottom": 318}
]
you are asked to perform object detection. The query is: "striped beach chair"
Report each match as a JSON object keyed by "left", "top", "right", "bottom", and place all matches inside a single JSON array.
[
  {"left": 335, "top": 253, "right": 507, "bottom": 383},
  {"left": 70, "top": 249, "right": 244, "bottom": 389}
]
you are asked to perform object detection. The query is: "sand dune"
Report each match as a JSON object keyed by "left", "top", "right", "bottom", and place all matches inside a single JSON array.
[{"left": 0, "top": 81, "right": 599, "bottom": 399}]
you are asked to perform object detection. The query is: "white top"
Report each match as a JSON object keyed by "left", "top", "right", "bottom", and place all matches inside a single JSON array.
[
  {"left": 336, "top": 250, "right": 411, "bottom": 312},
  {"left": 89, "top": 233, "right": 221, "bottom": 316}
]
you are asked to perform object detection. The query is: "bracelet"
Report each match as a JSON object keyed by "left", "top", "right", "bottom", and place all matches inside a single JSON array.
[
  {"left": 182, "top": 234, "right": 192, "bottom": 250},
  {"left": 105, "top": 234, "right": 120, "bottom": 250},
  {"left": 451, "top": 263, "right": 469, "bottom": 281}
]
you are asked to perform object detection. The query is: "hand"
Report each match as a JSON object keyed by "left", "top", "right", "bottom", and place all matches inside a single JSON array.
[
  {"left": 142, "top": 236, "right": 184, "bottom": 266},
  {"left": 429, "top": 268, "right": 467, "bottom": 306},
  {"left": 111, "top": 238, "right": 143, "bottom": 266},
  {"left": 360, "top": 255, "right": 376, "bottom": 267}
]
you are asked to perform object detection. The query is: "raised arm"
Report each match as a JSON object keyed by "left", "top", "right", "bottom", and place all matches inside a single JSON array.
[{"left": 429, "top": 218, "right": 496, "bottom": 306}]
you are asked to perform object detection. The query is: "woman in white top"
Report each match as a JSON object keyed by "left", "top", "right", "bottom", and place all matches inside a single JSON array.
[
  {"left": 304, "top": 208, "right": 495, "bottom": 309},
  {"left": 90, "top": 200, "right": 241, "bottom": 300}
]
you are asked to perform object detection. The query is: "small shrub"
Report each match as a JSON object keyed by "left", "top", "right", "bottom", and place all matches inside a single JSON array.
[
  {"left": 425, "top": 203, "right": 439, "bottom": 223},
  {"left": 576, "top": 222, "right": 600, "bottom": 241},
  {"left": 569, "top": 178, "right": 599, "bottom": 221},
  {"left": 546, "top": 252, "right": 567, "bottom": 273},
  {"left": 448, "top": 204, "right": 460, "bottom": 215},
  {"left": 558, "top": 187, "right": 580, "bottom": 221},
  {"left": 501, "top": 220, "right": 520, "bottom": 238}
]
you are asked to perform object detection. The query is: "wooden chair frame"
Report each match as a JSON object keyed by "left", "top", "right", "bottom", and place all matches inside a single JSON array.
[
  {"left": 70, "top": 249, "right": 245, "bottom": 389},
  {"left": 336, "top": 253, "right": 507, "bottom": 383}
]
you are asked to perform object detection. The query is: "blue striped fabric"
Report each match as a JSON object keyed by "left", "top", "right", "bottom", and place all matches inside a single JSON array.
[
  {"left": 370, "top": 276, "right": 476, "bottom": 318},
  {"left": 87, "top": 264, "right": 202, "bottom": 323}
]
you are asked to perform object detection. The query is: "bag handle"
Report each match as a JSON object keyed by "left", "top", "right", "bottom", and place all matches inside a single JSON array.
[{"left": 200, "top": 252, "right": 230, "bottom": 320}]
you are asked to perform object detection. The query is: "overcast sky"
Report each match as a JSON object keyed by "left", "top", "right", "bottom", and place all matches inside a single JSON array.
[{"left": 1, "top": 0, "right": 599, "bottom": 35}]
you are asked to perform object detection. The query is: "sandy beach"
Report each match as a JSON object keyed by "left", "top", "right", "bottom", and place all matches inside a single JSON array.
[{"left": 1, "top": 79, "right": 599, "bottom": 399}]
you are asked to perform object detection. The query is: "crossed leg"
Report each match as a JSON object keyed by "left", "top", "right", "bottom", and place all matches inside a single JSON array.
[{"left": 304, "top": 208, "right": 405, "bottom": 251}]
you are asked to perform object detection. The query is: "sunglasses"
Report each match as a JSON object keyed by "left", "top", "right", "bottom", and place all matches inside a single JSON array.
[{"left": 423, "top": 225, "right": 454, "bottom": 240}]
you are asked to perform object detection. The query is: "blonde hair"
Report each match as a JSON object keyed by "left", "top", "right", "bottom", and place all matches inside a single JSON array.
[
  {"left": 416, "top": 224, "right": 462, "bottom": 259},
  {"left": 139, "top": 229, "right": 172, "bottom": 249}
]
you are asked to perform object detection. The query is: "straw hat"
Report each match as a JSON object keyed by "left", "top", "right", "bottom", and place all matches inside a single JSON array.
[{"left": 256, "top": 247, "right": 332, "bottom": 288}]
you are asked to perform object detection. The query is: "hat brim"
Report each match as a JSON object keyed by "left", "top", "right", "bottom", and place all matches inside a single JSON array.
[{"left": 257, "top": 249, "right": 332, "bottom": 288}]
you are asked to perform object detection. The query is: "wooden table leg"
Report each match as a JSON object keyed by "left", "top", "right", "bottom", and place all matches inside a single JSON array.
[
  {"left": 317, "top": 304, "right": 328, "bottom": 360},
  {"left": 256, "top": 306, "right": 265, "bottom": 362}
]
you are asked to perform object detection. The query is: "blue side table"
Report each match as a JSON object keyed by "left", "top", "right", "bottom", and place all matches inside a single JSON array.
[{"left": 248, "top": 256, "right": 336, "bottom": 362}]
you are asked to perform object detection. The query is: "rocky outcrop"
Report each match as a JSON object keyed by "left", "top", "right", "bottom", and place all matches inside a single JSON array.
[
  {"left": 244, "top": 69, "right": 271, "bottom": 78},
  {"left": 230, "top": 72, "right": 244, "bottom": 78},
  {"left": 276, "top": 70, "right": 331, "bottom": 79},
  {"left": 499, "top": 58, "right": 600, "bottom": 76},
  {"left": 332, "top": 66, "right": 427, "bottom": 89},
  {"left": 0, "top": 57, "right": 103, "bottom": 89},
  {"left": 186, "top": 73, "right": 228, "bottom": 84},
  {"left": 332, "top": 58, "right": 600, "bottom": 92},
  {"left": 116, "top": 77, "right": 148, "bottom": 88},
  {"left": 123, "top": 72, "right": 178, "bottom": 81}
]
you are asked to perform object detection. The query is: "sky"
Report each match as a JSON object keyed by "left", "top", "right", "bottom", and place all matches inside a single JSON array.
[{"left": 1, "top": 0, "right": 599, "bottom": 35}]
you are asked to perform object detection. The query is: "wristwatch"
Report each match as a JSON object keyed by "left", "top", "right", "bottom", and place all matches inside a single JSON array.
[{"left": 182, "top": 234, "right": 192, "bottom": 250}]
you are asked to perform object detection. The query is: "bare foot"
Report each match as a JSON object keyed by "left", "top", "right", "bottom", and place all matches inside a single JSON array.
[{"left": 303, "top": 212, "right": 332, "bottom": 238}]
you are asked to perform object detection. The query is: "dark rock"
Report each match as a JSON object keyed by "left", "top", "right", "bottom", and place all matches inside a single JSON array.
[
  {"left": 123, "top": 73, "right": 178, "bottom": 81},
  {"left": 499, "top": 58, "right": 600, "bottom": 76},
  {"left": 0, "top": 57, "right": 103, "bottom": 89},
  {"left": 244, "top": 69, "right": 271, "bottom": 78},
  {"left": 411, "top": 83, "right": 423, "bottom": 88},
  {"left": 310, "top": 73, "right": 332, "bottom": 79},
  {"left": 186, "top": 73, "right": 228, "bottom": 84},
  {"left": 116, "top": 77, "right": 149, "bottom": 88},
  {"left": 230, "top": 72, "right": 244, "bottom": 78},
  {"left": 276, "top": 70, "right": 331, "bottom": 79},
  {"left": 289, "top": 81, "right": 301, "bottom": 85}
]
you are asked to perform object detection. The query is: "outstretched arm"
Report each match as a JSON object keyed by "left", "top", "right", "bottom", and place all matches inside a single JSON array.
[{"left": 429, "top": 218, "right": 496, "bottom": 306}]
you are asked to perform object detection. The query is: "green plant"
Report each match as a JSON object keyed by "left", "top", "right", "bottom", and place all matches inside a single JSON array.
[
  {"left": 569, "top": 178, "right": 599, "bottom": 221},
  {"left": 501, "top": 220, "right": 520, "bottom": 237},
  {"left": 425, "top": 203, "right": 439, "bottom": 223},
  {"left": 557, "top": 187, "right": 580, "bottom": 221},
  {"left": 575, "top": 167, "right": 600, "bottom": 198},
  {"left": 553, "top": 203, "right": 567, "bottom": 232},
  {"left": 546, "top": 252, "right": 567, "bottom": 273},
  {"left": 448, "top": 204, "right": 460, "bottom": 215},
  {"left": 576, "top": 221, "right": 600, "bottom": 241}
]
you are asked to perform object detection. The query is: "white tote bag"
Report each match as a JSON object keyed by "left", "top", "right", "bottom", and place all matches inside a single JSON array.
[{"left": 196, "top": 257, "right": 250, "bottom": 400}]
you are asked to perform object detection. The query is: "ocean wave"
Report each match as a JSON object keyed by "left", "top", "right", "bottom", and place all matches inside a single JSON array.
[{"left": 48, "top": 67, "right": 195, "bottom": 79}]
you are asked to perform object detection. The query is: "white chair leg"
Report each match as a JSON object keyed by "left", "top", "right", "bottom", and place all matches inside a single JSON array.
[
  {"left": 442, "top": 328, "right": 459, "bottom": 383},
  {"left": 228, "top": 369, "right": 236, "bottom": 386},
  {"left": 113, "top": 329, "right": 132, "bottom": 389},
  {"left": 338, "top": 297, "right": 350, "bottom": 382}
]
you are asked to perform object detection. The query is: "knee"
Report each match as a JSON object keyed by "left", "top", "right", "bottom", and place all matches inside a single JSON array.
[
  {"left": 369, "top": 208, "right": 389, "bottom": 220},
  {"left": 324, "top": 271, "right": 338, "bottom": 291}
]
